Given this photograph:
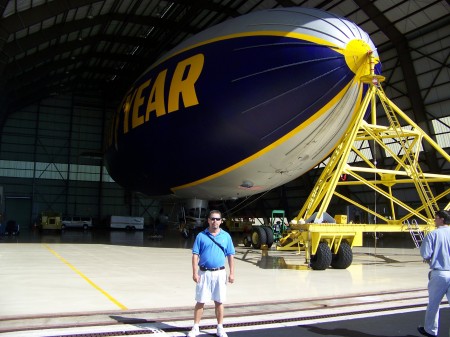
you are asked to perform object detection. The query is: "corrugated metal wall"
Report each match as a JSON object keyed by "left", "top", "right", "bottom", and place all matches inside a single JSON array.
[{"left": 0, "top": 93, "right": 161, "bottom": 228}]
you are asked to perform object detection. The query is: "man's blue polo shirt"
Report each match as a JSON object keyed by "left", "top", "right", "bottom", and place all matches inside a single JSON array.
[{"left": 192, "top": 228, "right": 235, "bottom": 269}]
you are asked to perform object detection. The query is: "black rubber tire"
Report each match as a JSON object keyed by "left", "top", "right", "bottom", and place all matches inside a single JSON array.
[
  {"left": 243, "top": 236, "right": 252, "bottom": 247},
  {"left": 331, "top": 240, "right": 353, "bottom": 269},
  {"left": 263, "top": 226, "right": 274, "bottom": 248},
  {"left": 251, "top": 226, "right": 267, "bottom": 249},
  {"left": 310, "top": 242, "right": 332, "bottom": 270}
]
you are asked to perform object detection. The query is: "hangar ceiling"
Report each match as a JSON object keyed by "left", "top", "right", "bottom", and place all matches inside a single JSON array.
[
  {"left": 0, "top": 0, "right": 449, "bottom": 217},
  {"left": 1, "top": 0, "right": 449, "bottom": 124}
]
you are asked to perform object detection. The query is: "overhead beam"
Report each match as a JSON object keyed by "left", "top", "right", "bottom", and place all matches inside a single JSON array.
[
  {"left": 1, "top": 0, "right": 96, "bottom": 32},
  {"left": 2, "top": 37, "right": 148, "bottom": 80},
  {"left": 170, "top": 0, "right": 240, "bottom": 17},
  {"left": 2, "top": 13, "right": 193, "bottom": 59}
]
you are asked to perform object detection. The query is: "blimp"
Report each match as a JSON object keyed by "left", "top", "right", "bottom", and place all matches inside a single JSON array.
[{"left": 104, "top": 7, "right": 381, "bottom": 203}]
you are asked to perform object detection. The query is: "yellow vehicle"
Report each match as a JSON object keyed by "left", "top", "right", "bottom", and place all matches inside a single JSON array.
[
  {"left": 251, "top": 55, "right": 450, "bottom": 270},
  {"left": 40, "top": 211, "right": 62, "bottom": 230},
  {"left": 225, "top": 217, "right": 254, "bottom": 234},
  {"left": 276, "top": 69, "right": 449, "bottom": 269}
]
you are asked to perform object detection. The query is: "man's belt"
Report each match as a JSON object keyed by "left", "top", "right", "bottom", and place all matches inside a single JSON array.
[{"left": 200, "top": 266, "right": 225, "bottom": 272}]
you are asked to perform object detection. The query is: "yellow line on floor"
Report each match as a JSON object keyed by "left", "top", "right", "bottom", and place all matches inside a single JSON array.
[{"left": 43, "top": 244, "right": 128, "bottom": 310}]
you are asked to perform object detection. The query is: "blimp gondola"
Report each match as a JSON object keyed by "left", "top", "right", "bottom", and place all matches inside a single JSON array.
[{"left": 104, "top": 7, "right": 381, "bottom": 201}]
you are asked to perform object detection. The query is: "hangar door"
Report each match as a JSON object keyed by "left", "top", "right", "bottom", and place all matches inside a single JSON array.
[{"left": 5, "top": 196, "right": 32, "bottom": 229}]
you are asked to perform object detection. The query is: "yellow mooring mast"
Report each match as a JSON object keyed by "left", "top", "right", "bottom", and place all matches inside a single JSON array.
[{"left": 276, "top": 51, "right": 450, "bottom": 270}]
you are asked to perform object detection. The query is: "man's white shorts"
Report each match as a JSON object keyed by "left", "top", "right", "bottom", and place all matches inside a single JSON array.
[{"left": 195, "top": 269, "right": 227, "bottom": 303}]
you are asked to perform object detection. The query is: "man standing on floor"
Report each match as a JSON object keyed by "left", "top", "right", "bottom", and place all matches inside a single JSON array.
[
  {"left": 187, "top": 210, "right": 235, "bottom": 337},
  {"left": 418, "top": 209, "right": 450, "bottom": 337}
]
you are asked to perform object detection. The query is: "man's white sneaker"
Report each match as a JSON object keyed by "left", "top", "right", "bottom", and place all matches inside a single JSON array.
[
  {"left": 186, "top": 327, "right": 199, "bottom": 337},
  {"left": 216, "top": 329, "right": 228, "bottom": 337}
]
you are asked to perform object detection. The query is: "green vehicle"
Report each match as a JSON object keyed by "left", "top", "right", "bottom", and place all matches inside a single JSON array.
[{"left": 244, "top": 210, "right": 288, "bottom": 249}]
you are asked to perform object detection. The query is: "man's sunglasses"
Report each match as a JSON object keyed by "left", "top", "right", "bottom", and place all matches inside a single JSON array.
[{"left": 210, "top": 217, "right": 221, "bottom": 221}]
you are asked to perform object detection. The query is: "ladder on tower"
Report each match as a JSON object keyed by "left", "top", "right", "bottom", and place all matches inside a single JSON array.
[
  {"left": 406, "top": 219, "right": 424, "bottom": 248},
  {"left": 378, "top": 89, "right": 439, "bottom": 218}
]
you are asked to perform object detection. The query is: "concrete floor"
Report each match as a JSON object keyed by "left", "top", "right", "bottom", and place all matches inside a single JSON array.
[{"left": 0, "top": 227, "right": 449, "bottom": 337}]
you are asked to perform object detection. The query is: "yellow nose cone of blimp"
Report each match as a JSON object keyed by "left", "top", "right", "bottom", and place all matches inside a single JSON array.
[{"left": 344, "top": 39, "right": 377, "bottom": 78}]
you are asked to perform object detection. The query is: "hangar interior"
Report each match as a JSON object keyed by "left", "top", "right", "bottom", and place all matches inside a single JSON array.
[
  {"left": 1, "top": 2, "right": 450, "bottom": 337},
  {"left": 0, "top": 0, "right": 449, "bottom": 232}
]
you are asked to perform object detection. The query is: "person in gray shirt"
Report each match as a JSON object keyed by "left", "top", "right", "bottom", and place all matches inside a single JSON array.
[{"left": 417, "top": 210, "right": 450, "bottom": 337}]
